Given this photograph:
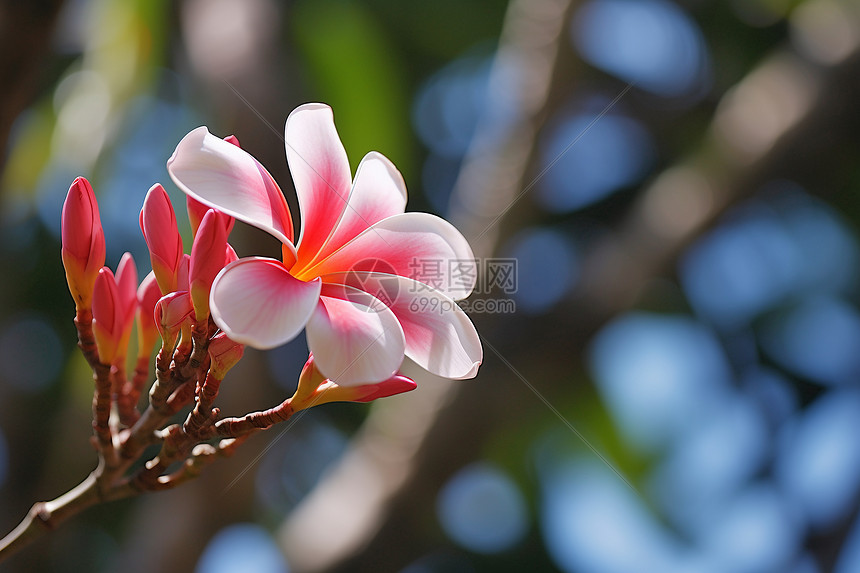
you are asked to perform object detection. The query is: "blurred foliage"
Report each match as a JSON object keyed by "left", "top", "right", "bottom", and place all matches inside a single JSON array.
[{"left": 291, "top": 0, "right": 413, "bottom": 176}]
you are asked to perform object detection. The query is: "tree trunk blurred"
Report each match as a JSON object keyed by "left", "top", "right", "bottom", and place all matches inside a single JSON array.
[
  {"left": 278, "top": 10, "right": 860, "bottom": 573},
  {"left": 0, "top": 0, "right": 65, "bottom": 172}
]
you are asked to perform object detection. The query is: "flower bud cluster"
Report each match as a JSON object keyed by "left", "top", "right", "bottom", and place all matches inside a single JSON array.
[{"left": 62, "top": 176, "right": 240, "bottom": 375}]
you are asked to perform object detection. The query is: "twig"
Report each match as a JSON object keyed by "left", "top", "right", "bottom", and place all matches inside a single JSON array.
[
  {"left": 75, "top": 310, "right": 117, "bottom": 466},
  {"left": 214, "top": 400, "right": 294, "bottom": 437},
  {"left": 0, "top": 472, "right": 109, "bottom": 561},
  {"left": 0, "top": 314, "right": 236, "bottom": 561}
]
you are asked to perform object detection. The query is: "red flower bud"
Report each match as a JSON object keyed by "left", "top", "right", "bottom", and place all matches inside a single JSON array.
[
  {"left": 61, "top": 177, "right": 106, "bottom": 311},
  {"left": 140, "top": 183, "right": 183, "bottom": 294},
  {"left": 190, "top": 210, "right": 229, "bottom": 321},
  {"left": 187, "top": 197, "right": 236, "bottom": 238},
  {"left": 225, "top": 244, "right": 238, "bottom": 265},
  {"left": 346, "top": 375, "right": 417, "bottom": 403},
  {"left": 176, "top": 253, "right": 191, "bottom": 293},
  {"left": 154, "top": 291, "right": 194, "bottom": 345},
  {"left": 207, "top": 332, "right": 244, "bottom": 379},
  {"left": 92, "top": 267, "right": 123, "bottom": 364},
  {"left": 113, "top": 252, "right": 138, "bottom": 362},
  {"left": 136, "top": 271, "right": 161, "bottom": 360},
  {"left": 290, "top": 354, "right": 416, "bottom": 411}
]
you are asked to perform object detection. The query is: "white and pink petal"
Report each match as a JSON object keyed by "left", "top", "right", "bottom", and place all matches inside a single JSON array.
[
  {"left": 303, "top": 212, "right": 476, "bottom": 300},
  {"left": 209, "top": 257, "right": 321, "bottom": 349},
  {"left": 309, "top": 151, "right": 407, "bottom": 265},
  {"left": 306, "top": 283, "right": 405, "bottom": 386},
  {"left": 168, "top": 127, "right": 296, "bottom": 261},
  {"left": 286, "top": 104, "right": 353, "bottom": 268},
  {"left": 322, "top": 272, "right": 482, "bottom": 379}
]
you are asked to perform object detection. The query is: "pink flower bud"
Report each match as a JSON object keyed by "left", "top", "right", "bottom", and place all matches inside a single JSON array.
[
  {"left": 176, "top": 253, "right": 191, "bottom": 293},
  {"left": 345, "top": 375, "right": 417, "bottom": 403},
  {"left": 187, "top": 197, "right": 236, "bottom": 238},
  {"left": 291, "top": 354, "right": 326, "bottom": 406},
  {"left": 61, "top": 177, "right": 106, "bottom": 311},
  {"left": 136, "top": 271, "right": 161, "bottom": 359},
  {"left": 190, "top": 210, "right": 229, "bottom": 321},
  {"left": 207, "top": 332, "right": 244, "bottom": 379},
  {"left": 187, "top": 197, "right": 208, "bottom": 238},
  {"left": 92, "top": 267, "right": 123, "bottom": 364},
  {"left": 113, "top": 252, "right": 138, "bottom": 361},
  {"left": 289, "top": 354, "right": 416, "bottom": 411},
  {"left": 154, "top": 291, "right": 194, "bottom": 347},
  {"left": 140, "top": 183, "right": 183, "bottom": 294},
  {"left": 225, "top": 244, "right": 238, "bottom": 265}
]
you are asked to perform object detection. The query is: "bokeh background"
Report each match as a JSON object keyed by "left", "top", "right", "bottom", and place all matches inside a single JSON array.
[{"left": 1, "top": 0, "right": 860, "bottom": 571}]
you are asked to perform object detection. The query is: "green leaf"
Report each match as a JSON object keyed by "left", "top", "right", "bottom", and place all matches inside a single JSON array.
[{"left": 292, "top": 0, "right": 413, "bottom": 179}]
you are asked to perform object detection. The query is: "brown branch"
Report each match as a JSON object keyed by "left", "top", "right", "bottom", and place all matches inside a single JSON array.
[
  {"left": 74, "top": 310, "right": 117, "bottom": 465},
  {"left": 153, "top": 436, "right": 249, "bottom": 491},
  {"left": 90, "top": 362, "right": 114, "bottom": 459},
  {"left": 128, "top": 321, "right": 244, "bottom": 491},
  {"left": 129, "top": 385, "right": 289, "bottom": 492},
  {"left": 130, "top": 355, "right": 151, "bottom": 407},
  {"left": 0, "top": 309, "right": 248, "bottom": 561},
  {"left": 116, "top": 355, "right": 149, "bottom": 427},
  {"left": 74, "top": 310, "right": 100, "bottom": 367},
  {"left": 183, "top": 373, "right": 222, "bottom": 439},
  {"left": 0, "top": 468, "right": 133, "bottom": 562},
  {"left": 122, "top": 323, "right": 211, "bottom": 460},
  {"left": 214, "top": 400, "right": 294, "bottom": 437}
]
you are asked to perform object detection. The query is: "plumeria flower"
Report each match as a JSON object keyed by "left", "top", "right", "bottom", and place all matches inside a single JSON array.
[{"left": 168, "top": 103, "right": 482, "bottom": 386}]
